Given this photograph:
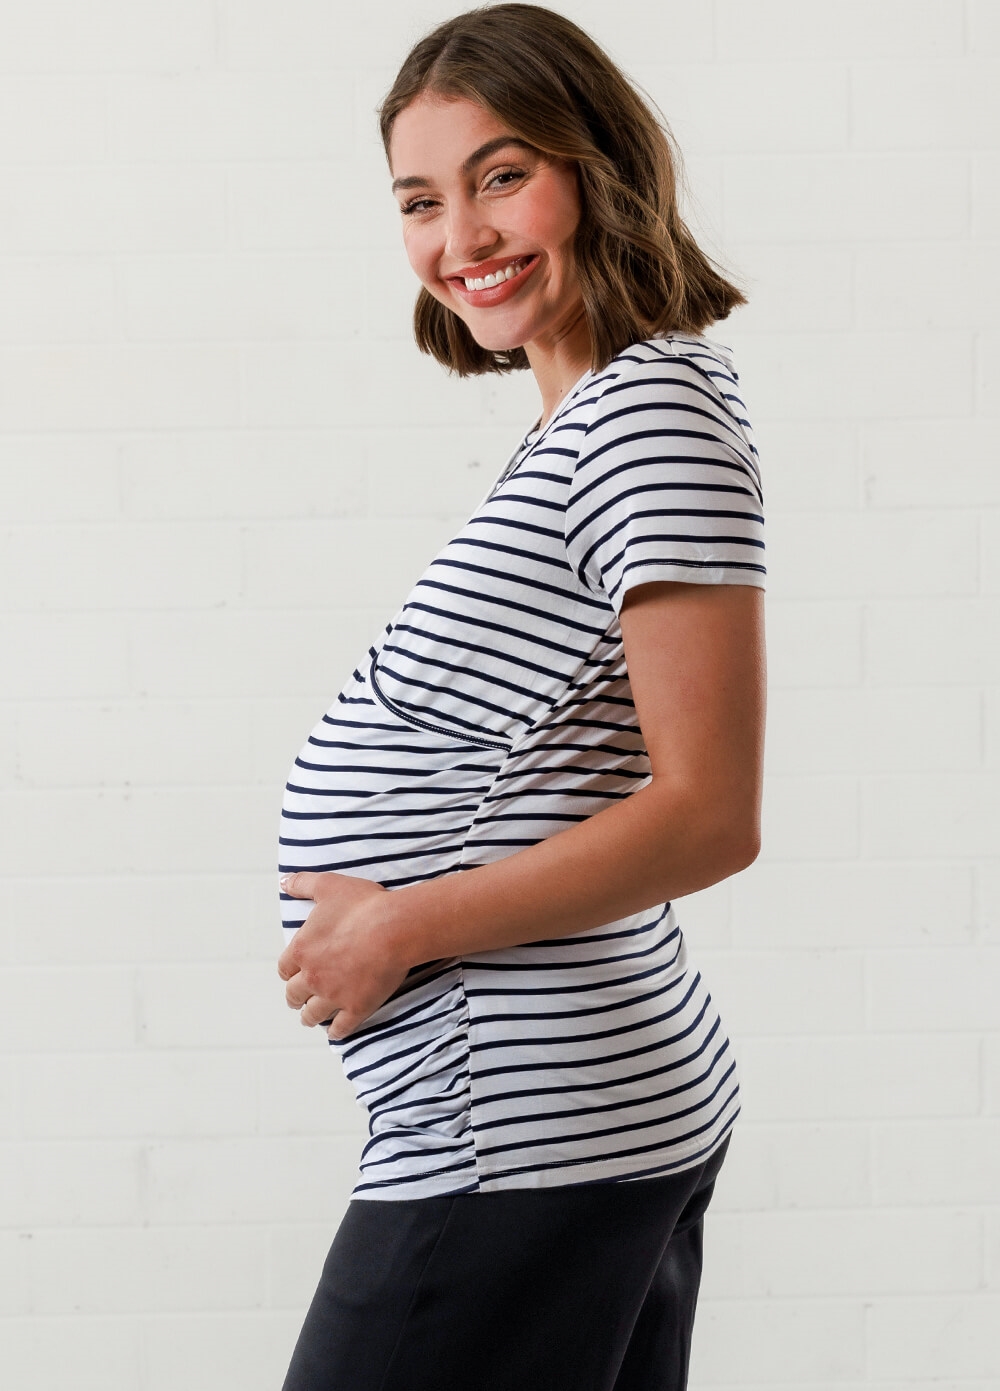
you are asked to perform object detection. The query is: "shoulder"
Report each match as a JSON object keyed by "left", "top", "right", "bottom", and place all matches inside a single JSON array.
[
  {"left": 585, "top": 334, "right": 743, "bottom": 416},
  {"left": 569, "top": 334, "right": 753, "bottom": 456}
]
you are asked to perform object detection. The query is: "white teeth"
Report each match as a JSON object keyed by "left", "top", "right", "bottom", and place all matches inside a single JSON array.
[{"left": 464, "top": 258, "right": 527, "bottom": 291}]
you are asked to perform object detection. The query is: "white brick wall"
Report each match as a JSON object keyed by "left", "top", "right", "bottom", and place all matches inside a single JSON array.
[{"left": 1, "top": 2, "right": 996, "bottom": 1387}]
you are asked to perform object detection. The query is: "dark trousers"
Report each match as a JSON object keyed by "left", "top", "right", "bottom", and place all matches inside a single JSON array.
[{"left": 282, "top": 1137, "right": 729, "bottom": 1391}]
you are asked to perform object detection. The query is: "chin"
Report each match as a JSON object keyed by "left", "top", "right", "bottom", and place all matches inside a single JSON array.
[
  {"left": 460, "top": 320, "right": 529, "bottom": 353},
  {"left": 433, "top": 301, "right": 527, "bottom": 353}
]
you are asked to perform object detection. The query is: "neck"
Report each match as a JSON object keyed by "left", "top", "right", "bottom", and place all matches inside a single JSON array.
[{"left": 524, "top": 314, "right": 593, "bottom": 429}]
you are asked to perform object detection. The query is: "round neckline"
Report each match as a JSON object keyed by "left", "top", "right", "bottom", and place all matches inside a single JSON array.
[
  {"left": 534, "top": 365, "right": 594, "bottom": 438},
  {"left": 489, "top": 364, "right": 594, "bottom": 500},
  {"left": 517, "top": 365, "right": 594, "bottom": 454}
]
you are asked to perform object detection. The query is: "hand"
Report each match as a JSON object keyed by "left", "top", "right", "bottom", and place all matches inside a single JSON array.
[{"left": 277, "top": 871, "right": 410, "bottom": 1041}]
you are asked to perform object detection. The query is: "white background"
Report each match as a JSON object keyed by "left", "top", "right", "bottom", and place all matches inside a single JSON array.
[{"left": 1, "top": 1, "right": 998, "bottom": 1387}]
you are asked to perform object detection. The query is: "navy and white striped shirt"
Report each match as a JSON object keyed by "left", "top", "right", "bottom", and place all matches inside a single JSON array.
[{"left": 279, "top": 333, "right": 765, "bottom": 1199}]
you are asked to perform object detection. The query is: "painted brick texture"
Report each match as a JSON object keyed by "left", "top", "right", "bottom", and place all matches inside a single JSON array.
[{"left": 1, "top": 2, "right": 997, "bottom": 1387}]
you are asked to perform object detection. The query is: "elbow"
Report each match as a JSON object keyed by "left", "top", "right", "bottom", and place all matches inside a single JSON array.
[
  {"left": 713, "top": 776, "right": 763, "bottom": 877},
  {"left": 701, "top": 807, "right": 762, "bottom": 882},
  {"left": 725, "top": 822, "right": 761, "bottom": 876},
  {"left": 647, "top": 779, "right": 762, "bottom": 888}
]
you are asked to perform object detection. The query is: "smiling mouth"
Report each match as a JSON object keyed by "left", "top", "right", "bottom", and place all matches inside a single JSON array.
[
  {"left": 448, "top": 255, "right": 539, "bottom": 303},
  {"left": 456, "top": 256, "right": 532, "bottom": 291}
]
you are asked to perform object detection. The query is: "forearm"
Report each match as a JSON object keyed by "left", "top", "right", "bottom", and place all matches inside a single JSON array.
[{"left": 384, "top": 780, "right": 758, "bottom": 970}]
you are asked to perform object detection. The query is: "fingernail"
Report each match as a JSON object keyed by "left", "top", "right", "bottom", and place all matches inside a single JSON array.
[{"left": 279, "top": 875, "right": 291, "bottom": 891}]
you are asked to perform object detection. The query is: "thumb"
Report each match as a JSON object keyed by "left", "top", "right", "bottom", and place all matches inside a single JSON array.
[
  {"left": 328, "top": 1013, "right": 361, "bottom": 1042},
  {"left": 279, "top": 872, "right": 317, "bottom": 899}
]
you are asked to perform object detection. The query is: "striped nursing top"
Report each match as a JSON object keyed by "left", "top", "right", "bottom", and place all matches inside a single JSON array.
[{"left": 279, "top": 333, "right": 765, "bottom": 1200}]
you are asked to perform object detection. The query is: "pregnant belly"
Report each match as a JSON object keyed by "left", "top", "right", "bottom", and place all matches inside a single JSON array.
[{"left": 278, "top": 694, "right": 509, "bottom": 937}]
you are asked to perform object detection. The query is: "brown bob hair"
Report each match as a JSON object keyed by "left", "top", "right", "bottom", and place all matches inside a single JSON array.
[{"left": 378, "top": 3, "right": 746, "bottom": 376}]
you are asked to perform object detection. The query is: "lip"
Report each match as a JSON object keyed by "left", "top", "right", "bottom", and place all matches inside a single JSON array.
[
  {"left": 446, "top": 254, "right": 539, "bottom": 307},
  {"left": 449, "top": 253, "right": 535, "bottom": 280}
]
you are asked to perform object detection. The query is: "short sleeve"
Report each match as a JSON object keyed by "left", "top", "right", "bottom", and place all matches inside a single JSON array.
[{"left": 564, "top": 344, "right": 766, "bottom": 614}]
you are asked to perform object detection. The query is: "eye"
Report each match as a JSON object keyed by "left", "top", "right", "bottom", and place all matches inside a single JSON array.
[
  {"left": 486, "top": 167, "right": 526, "bottom": 192},
  {"left": 399, "top": 196, "right": 437, "bottom": 216}
]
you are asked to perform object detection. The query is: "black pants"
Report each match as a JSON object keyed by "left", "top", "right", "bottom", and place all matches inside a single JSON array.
[{"left": 282, "top": 1137, "right": 728, "bottom": 1391}]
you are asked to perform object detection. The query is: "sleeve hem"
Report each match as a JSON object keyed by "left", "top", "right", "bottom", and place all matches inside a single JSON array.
[{"left": 611, "top": 560, "right": 766, "bottom": 614}]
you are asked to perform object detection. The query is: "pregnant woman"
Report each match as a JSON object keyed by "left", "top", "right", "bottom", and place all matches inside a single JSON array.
[{"left": 277, "top": 6, "right": 766, "bottom": 1389}]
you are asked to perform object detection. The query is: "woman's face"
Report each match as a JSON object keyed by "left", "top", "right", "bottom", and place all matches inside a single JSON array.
[{"left": 388, "top": 93, "right": 586, "bottom": 361}]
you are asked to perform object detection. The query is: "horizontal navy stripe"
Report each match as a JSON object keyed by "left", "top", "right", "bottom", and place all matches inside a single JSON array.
[
  {"left": 481, "top": 1085, "right": 740, "bottom": 1181},
  {"left": 472, "top": 1010, "right": 720, "bottom": 1108},
  {"left": 474, "top": 1042, "right": 732, "bottom": 1134},
  {"left": 476, "top": 1067, "right": 738, "bottom": 1160}
]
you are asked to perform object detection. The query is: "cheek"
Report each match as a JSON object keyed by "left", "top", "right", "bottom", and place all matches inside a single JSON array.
[
  {"left": 401, "top": 224, "right": 440, "bottom": 290},
  {"left": 523, "top": 187, "right": 581, "bottom": 264},
  {"left": 404, "top": 230, "right": 459, "bottom": 311},
  {"left": 402, "top": 229, "right": 428, "bottom": 281}
]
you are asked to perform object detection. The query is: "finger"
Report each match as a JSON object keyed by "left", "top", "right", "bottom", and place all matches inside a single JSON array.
[
  {"left": 279, "top": 872, "right": 319, "bottom": 899},
  {"left": 277, "top": 945, "right": 298, "bottom": 981},
  {"left": 301, "top": 996, "right": 339, "bottom": 1029},
  {"left": 283, "top": 972, "right": 311, "bottom": 1010},
  {"left": 328, "top": 1013, "right": 360, "bottom": 1042}
]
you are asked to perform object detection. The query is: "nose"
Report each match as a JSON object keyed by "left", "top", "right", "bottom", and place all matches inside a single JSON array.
[{"left": 444, "top": 198, "right": 499, "bottom": 267}]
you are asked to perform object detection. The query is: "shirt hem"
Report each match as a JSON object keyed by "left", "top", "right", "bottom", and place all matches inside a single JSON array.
[
  {"left": 474, "top": 1106, "right": 739, "bottom": 1192},
  {"left": 348, "top": 1104, "right": 740, "bottom": 1200}
]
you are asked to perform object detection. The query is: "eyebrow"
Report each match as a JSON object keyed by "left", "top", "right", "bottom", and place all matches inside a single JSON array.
[{"left": 390, "top": 136, "right": 536, "bottom": 195}]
